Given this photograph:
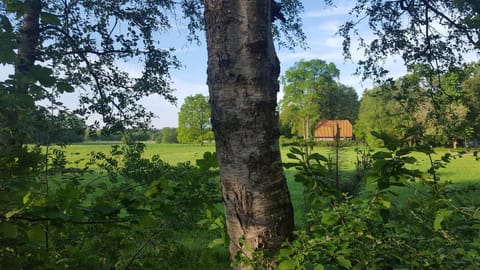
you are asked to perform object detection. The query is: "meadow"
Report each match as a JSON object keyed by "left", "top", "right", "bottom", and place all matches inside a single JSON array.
[
  {"left": 60, "top": 142, "right": 480, "bottom": 182},
  {"left": 41, "top": 142, "right": 480, "bottom": 268},
  {"left": 56, "top": 142, "right": 480, "bottom": 225}
]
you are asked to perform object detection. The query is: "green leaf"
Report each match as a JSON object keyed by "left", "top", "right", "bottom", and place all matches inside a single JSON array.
[
  {"left": 337, "top": 256, "right": 352, "bottom": 269},
  {"left": 196, "top": 151, "right": 218, "bottom": 169},
  {"left": 5, "top": 208, "right": 22, "bottom": 219},
  {"left": 56, "top": 81, "right": 75, "bottom": 93},
  {"left": 277, "top": 260, "right": 296, "bottom": 270},
  {"left": 145, "top": 180, "right": 161, "bottom": 198},
  {"left": 278, "top": 248, "right": 291, "bottom": 258},
  {"left": 290, "top": 147, "right": 304, "bottom": 155},
  {"left": 138, "top": 215, "right": 156, "bottom": 228},
  {"left": 207, "top": 238, "right": 225, "bottom": 248},
  {"left": 23, "top": 192, "right": 31, "bottom": 205},
  {"left": 314, "top": 265, "right": 325, "bottom": 270},
  {"left": 31, "top": 65, "right": 56, "bottom": 87},
  {"left": 415, "top": 145, "right": 435, "bottom": 154},
  {"left": 286, "top": 153, "right": 301, "bottom": 161},
  {"left": 27, "top": 228, "right": 46, "bottom": 242},
  {"left": 396, "top": 147, "right": 413, "bottom": 156},
  {"left": 308, "top": 152, "right": 328, "bottom": 163},
  {"left": 434, "top": 209, "right": 453, "bottom": 231},
  {"left": 401, "top": 156, "right": 417, "bottom": 164},
  {"left": 0, "top": 16, "right": 16, "bottom": 65},
  {"left": 321, "top": 212, "right": 338, "bottom": 226},
  {"left": 379, "top": 198, "right": 391, "bottom": 209},
  {"left": 372, "top": 151, "right": 392, "bottom": 159},
  {"left": 371, "top": 131, "right": 399, "bottom": 151},
  {"left": 283, "top": 162, "right": 299, "bottom": 169},
  {"left": 5, "top": 0, "right": 26, "bottom": 14},
  {"left": 0, "top": 15, "right": 13, "bottom": 31},
  {"left": 0, "top": 223, "right": 18, "bottom": 238},
  {"left": 40, "top": 12, "right": 60, "bottom": 25}
]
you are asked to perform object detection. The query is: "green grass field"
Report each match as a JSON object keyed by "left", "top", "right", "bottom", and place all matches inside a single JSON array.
[
  {"left": 57, "top": 142, "right": 480, "bottom": 183},
  {"left": 43, "top": 142, "right": 480, "bottom": 268},
  {"left": 54, "top": 142, "right": 480, "bottom": 226}
]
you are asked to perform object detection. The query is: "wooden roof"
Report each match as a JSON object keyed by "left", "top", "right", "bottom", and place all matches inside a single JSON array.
[{"left": 314, "top": 120, "right": 353, "bottom": 139}]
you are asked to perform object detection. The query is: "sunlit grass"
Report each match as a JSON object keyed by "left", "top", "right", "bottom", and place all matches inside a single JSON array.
[{"left": 42, "top": 141, "right": 479, "bottom": 267}]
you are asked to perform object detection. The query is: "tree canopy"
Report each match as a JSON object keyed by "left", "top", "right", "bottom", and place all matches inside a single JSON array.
[
  {"left": 177, "top": 93, "right": 212, "bottom": 144},
  {"left": 355, "top": 64, "right": 480, "bottom": 147},
  {"left": 280, "top": 59, "right": 359, "bottom": 139},
  {"left": 0, "top": 0, "right": 202, "bottom": 136},
  {"left": 341, "top": 0, "right": 479, "bottom": 74},
  {"left": 340, "top": 0, "right": 480, "bottom": 83}
]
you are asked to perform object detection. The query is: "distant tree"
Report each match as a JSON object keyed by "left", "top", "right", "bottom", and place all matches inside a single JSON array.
[
  {"left": 355, "top": 66, "right": 475, "bottom": 147},
  {"left": 177, "top": 94, "right": 212, "bottom": 144},
  {"left": 153, "top": 129, "right": 163, "bottom": 144},
  {"left": 280, "top": 59, "right": 359, "bottom": 139},
  {"left": 99, "top": 129, "right": 123, "bottom": 141},
  {"left": 280, "top": 59, "right": 339, "bottom": 139},
  {"left": 355, "top": 88, "right": 405, "bottom": 146},
  {"left": 279, "top": 118, "right": 293, "bottom": 138},
  {"left": 334, "top": 84, "right": 360, "bottom": 124},
  {"left": 30, "top": 108, "right": 86, "bottom": 144},
  {"left": 161, "top": 127, "right": 178, "bottom": 144},
  {"left": 83, "top": 128, "right": 99, "bottom": 142},
  {"left": 461, "top": 63, "right": 480, "bottom": 142},
  {"left": 128, "top": 130, "right": 151, "bottom": 141}
]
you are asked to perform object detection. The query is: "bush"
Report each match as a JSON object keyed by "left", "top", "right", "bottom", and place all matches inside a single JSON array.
[
  {"left": 273, "top": 132, "right": 480, "bottom": 270},
  {"left": 0, "top": 143, "right": 226, "bottom": 269}
]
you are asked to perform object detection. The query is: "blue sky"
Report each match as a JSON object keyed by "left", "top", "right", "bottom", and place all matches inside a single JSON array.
[
  {"left": 143, "top": 0, "right": 400, "bottom": 128},
  {"left": 1, "top": 1, "right": 409, "bottom": 128}
]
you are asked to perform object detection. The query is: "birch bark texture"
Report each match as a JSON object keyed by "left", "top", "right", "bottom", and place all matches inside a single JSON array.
[
  {"left": 204, "top": 0, "right": 295, "bottom": 264},
  {"left": 0, "top": 0, "right": 41, "bottom": 152}
]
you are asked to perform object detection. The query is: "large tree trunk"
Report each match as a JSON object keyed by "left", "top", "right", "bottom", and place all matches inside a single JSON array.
[
  {"left": 0, "top": 0, "right": 41, "bottom": 151},
  {"left": 204, "top": 0, "right": 295, "bottom": 266}
]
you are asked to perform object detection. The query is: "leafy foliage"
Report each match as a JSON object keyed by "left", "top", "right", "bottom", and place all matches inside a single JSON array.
[
  {"left": 0, "top": 143, "right": 226, "bottom": 269},
  {"left": 355, "top": 64, "right": 480, "bottom": 147},
  {"left": 340, "top": 0, "right": 480, "bottom": 82},
  {"left": 274, "top": 132, "right": 480, "bottom": 270},
  {"left": 177, "top": 94, "right": 213, "bottom": 144},
  {"left": 280, "top": 59, "right": 359, "bottom": 139},
  {"left": 159, "top": 127, "right": 178, "bottom": 144},
  {"left": 0, "top": 0, "right": 207, "bottom": 133}
]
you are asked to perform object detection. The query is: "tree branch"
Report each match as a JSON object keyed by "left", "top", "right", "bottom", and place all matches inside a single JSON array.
[
  {"left": 40, "top": 24, "right": 126, "bottom": 122},
  {"left": 421, "top": 0, "right": 478, "bottom": 47},
  {"left": 123, "top": 227, "right": 162, "bottom": 270},
  {"left": 1, "top": 215, "right": 132, "bottom": 224}
]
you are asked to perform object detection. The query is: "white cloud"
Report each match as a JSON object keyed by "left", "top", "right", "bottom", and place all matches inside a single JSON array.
[
  {"left": 316, "top": 21, "right": 342, "bottom": 33},
  {"left": 278, "top": 50, "right": 344, "bottom": 63},
  {"left": 324, "top": 36, "right": 343, "bottom": 48}
]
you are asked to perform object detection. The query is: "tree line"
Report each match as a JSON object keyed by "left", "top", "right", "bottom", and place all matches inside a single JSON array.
[
  {"left": 278, "top": 60, "right": 480, "bottom": 149},
  {"left": 28, "top": 60, "right": 480, "bottom": 148},
  {"left": 355, "top": 63, "right": 480, "bottom": 148}
]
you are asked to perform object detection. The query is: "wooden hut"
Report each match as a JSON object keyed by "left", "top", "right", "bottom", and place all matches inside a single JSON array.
[{"left": 314, "top": 120, "right": 353, "bottom": 141}]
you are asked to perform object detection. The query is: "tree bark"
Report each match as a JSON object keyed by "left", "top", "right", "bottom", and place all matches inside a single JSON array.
[
  {"left": 16, "top": 0, "right": 42, "bottom": 85},
  {"left": 204, "top": 0, "right": 294, "bottom": 266},
  {"left": 0, "top": 0, "right": 41, "bottom": 151}
]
